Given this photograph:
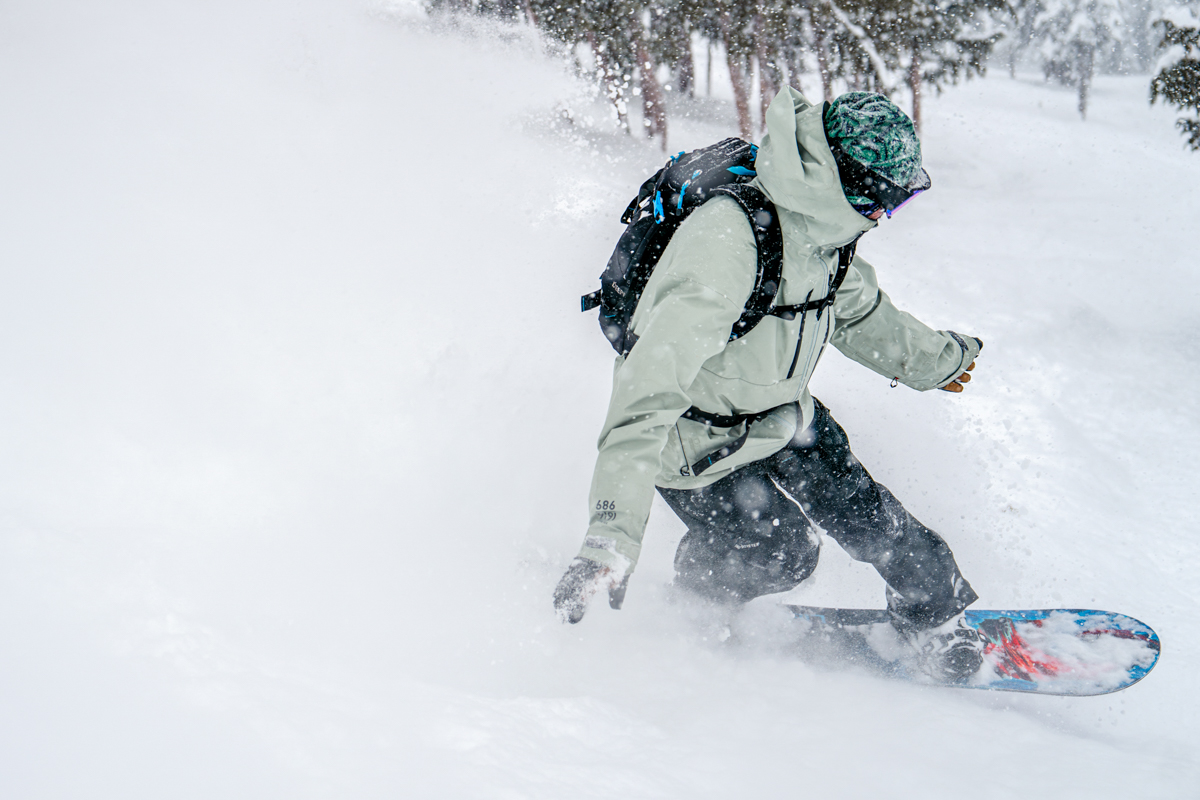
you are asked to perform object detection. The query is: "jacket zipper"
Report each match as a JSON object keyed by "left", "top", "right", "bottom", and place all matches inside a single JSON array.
[
  {"left": 807, "top": 314, "right": 833, "bottom": 376},
  {"left": 784, "top": 290, "right": 813, "bottom": 380},
  {"left": 784, "top": 236, "right": 857, "bottom": 383},
  {"left": 790, "top": 313, "right": 826, "bottom": 398}
]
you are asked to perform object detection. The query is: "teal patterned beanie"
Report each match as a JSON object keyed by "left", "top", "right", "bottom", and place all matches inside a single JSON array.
[{"left": 823, "top": 92, "right": 922, "bottom": 206}]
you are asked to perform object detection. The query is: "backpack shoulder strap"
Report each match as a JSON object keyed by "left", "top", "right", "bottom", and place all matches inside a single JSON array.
[
  {"left": 830, "top": 239, "right": 856, "bottom": 294},
  {"left": 707, "top": 184, "right": 782, "bottom": 342},
  {"left": 769, "top": 235, "right": 860, "bottom": 321}
]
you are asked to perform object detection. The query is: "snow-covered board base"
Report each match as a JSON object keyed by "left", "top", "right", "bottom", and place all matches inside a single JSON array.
[{"left": 784, "top": 607, "right": 1160, "bottom": 695}]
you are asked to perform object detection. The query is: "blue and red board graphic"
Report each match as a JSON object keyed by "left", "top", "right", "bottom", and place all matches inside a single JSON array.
[
  {"left": 965, "top": 609, "right": 1159, "bottom": 694},
  {"left": 785, "top": 606, "right": 1160, "bottom": 695}
]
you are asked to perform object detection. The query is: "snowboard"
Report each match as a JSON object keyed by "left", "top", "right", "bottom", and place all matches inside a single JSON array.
[{"left": 784, "top": 606, "right": 1160, "bottom": 695}]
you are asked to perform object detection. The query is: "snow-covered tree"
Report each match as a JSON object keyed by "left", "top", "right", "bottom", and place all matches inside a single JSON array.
[
  {"left": 1001, "top": 0, "right": 1044, "bottom": 76},
  {"left": 429, "top": 0, "right": 1001, "bottom": 142},
  {"left": 1034, "top": 0, "right": 1127, "bottom": 118},
  {"left": 869, "top": 0, "right": 1007, "bottom": 131},
  {"left": 1151, "top": 5, "right": 1200, "bottom": 148},
  {"left": 647, "top": 0, "right": 699, "bottom": 98},
  {"left": 522, "top": 0, "right": 671, "bottom": 146},
  {"left": 1127, "top": 0, "right": 1167, "bottom": 72}
]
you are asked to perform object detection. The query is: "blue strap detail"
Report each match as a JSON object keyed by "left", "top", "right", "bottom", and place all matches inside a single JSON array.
[
  {"left": 677, "top": 180, "right": 692, "bottom": 210},
  {"left": 727, "top": 166, "right": 756, "bottom": 177},
  {"left": 653, "top": 190, "right": 664, "bottom": 223},
  {"left": 676, "top": 170, "right": 700, "bottom": 211}
]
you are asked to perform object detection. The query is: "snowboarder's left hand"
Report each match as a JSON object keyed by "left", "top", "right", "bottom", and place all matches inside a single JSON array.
[
  {"left": 553, "top": 557, "right": 629, "bottom": 624},
  {"left": 940, "top": 333, "right": 982, "bottom": 393}
]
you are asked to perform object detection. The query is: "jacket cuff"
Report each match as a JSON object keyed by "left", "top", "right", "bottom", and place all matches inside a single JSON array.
[
  {"left": 936, "top": 331, "right": 981, "bottom": 389},
  {"left": 578, "top": 535, "right": 637, "bottom": 577}
]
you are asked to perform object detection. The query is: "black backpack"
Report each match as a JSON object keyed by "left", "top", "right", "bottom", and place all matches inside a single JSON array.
[{"left": 581, "top": 138, "right": 857, "bottom": 359}]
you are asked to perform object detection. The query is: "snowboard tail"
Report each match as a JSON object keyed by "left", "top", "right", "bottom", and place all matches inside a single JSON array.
[{"left": 784, "top": 606, "right": 1160, "bottom": 695}]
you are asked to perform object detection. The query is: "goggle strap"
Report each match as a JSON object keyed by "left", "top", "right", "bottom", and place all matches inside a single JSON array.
[{"left": 830, "top": 142, "right": 930, "bottom": 215}]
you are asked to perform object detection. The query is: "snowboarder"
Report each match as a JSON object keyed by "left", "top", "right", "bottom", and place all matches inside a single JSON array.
[{"left": 554, "top": 88, "right": 985, "bottom": 682}]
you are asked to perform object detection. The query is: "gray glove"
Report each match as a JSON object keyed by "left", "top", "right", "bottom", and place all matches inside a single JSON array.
[{"left": 552, "top": 557, "right": 629, "bottom": 624}]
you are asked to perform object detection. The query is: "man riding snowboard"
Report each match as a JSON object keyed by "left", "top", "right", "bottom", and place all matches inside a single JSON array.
[{"left": 554, "top": 88, "right": 985, "bottom": 682}]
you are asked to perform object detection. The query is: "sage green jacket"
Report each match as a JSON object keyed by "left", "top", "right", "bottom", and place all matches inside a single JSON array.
[{"left": 577, "top": 87, "right": 978, "bottom": 576}]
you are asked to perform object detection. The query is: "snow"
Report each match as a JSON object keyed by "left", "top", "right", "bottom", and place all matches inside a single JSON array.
[
  {"left": 1161, "top": 4, "right": 1200, "bottom": 29},
  {"left": 2, "top": 1, "right": 1199, "bottom": 797}
]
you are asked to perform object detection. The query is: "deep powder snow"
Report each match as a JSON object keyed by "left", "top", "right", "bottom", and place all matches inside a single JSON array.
[{"left": 1, "top": 1, "right": 1198, "bottom": 798}]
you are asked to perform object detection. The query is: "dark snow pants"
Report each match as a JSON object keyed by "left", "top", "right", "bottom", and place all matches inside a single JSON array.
[{"left": 656, "top": 399, "right": 978, "bottom": 628}]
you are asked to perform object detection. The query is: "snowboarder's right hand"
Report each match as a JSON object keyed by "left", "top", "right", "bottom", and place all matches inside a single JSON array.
[{"left": 553, "top": 557, "right": 628, "bottom": 624}]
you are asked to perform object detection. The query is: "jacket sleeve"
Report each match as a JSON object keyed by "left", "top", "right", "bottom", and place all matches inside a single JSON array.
[
  {"left": 577, "top": 202, "right": 756, "bottom": 575},
  {"left": 830, "top": 254, "right": 975, "bottom": 391}
]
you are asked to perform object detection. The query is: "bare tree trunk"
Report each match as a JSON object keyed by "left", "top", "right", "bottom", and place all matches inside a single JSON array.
[
  {"left": 815, "top": 30, "right": 833, "bottom": 103},
  {"left": 637, "top": 40, "right": 669, "bottom": 150},
  {"left": 1076, "top": 43, "right": 1093, "bottom": 120},
  {"left": 909, "top": 45, "right": 922, "bottom": 134},
  {"left": 728, "top": 52, "right": 754, "bottom": 138},
  {"left": 706, "top": 40, "right": 713, "bottom": 96},
  {"left": 521, "top": 0, "right": 538, "bottom": 27},
  {"left": 719, "top": 13, "right": 754, "bottom": 139},
  {"left": 755, "top": 14, "right": 780, "bottom": 128},
  {"left": 589, "top": 32, "right": 628, "bottom": 133},
  {"left": 677, "top": 25, "right": 695, "bottom": 97},
  {"left": 786, "top": 42, "right": 804, "bottom": 94}
]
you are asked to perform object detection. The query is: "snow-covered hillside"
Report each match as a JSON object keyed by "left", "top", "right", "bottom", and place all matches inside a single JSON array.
[{"left": 1, "top": 1, "right": 1198, "bottom": 797}]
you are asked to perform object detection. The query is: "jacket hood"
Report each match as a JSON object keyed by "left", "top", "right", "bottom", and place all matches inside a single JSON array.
[{"left": 754, "top": 86, "right": 876, "bottom": 246}]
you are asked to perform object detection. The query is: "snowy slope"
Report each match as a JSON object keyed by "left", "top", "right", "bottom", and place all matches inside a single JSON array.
[{"left": 1, "top": 1, "right": 1198, "bottom": 797}]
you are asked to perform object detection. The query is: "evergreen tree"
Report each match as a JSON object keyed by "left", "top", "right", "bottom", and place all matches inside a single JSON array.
[
  {"left": 647, "top": 0, "right": 699, "bottom": 97},
  {"left": 819, "top": 0, "right": 899, "bottom": 97},
  {"left": 752, "top": 0, "right": 793, "bottom": 126},
  {"left": 714, "top": 0, "right": 760, "bottom": 138},
  {"left": 525, "top": 0, "right": 633, "bottom": 135},
  {"left": 1125, "top": 0, "right": 1161, "bottom": 72},
  {"left": 1003, "top": 0, "right": 1045, "bottom": 76},
  {"left": 1034, "top": 0, "right": 1126, "bottom": 118},
  {"left": 1151, "top": 6, "right": 1200, "bottom": 149},
  {"left": 869, "top": 0, "right": 1006, "bottom": 131},
  {"left": 427, "top": 0, "right": 1001, "bottom": 143}
]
